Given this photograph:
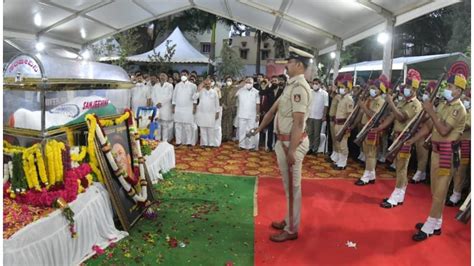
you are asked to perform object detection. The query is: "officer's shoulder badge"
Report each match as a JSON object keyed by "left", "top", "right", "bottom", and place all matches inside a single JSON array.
[
  {"left": 294, "top": 94, "right": 301, "bottom": 102},
  {"left": 452, "top": 109, "right": 459, "bottom": 117}
]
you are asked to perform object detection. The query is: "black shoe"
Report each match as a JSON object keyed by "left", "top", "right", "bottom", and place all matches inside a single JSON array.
[
  {"left": 408, "top": 179, "right": 426, "bottom": 184},
  {"left": 412, "top": 230, "right": 429, "bottom": 241},
  {"left": 332, "top": 164, "right": 346, "bottom": 170},
  {"left": 414, "top": 223, "right": 442, "bottom": 235},
  {"left": 386, "top": 165, "right": 396, "bottom": 172},
  {"left": 354, "top": 179, "right": 375, "bottom": 186},
  {"left": 325, "top": 157, "right": 334, "bottom": 163},
  {"left": 445, "top": 200, "right": 460, "bottom": 207},
  {"left": 380, "top": 200, "right": 403, "bottom": 208}
]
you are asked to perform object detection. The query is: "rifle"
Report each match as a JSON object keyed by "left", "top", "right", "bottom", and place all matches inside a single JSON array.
[
  {"left": 385, "top": 71, "right": 447, "bottom": 161},
  {"left": 353, "top": 77, "right": 403, "bottom": 146},
  {"left": 334, "top": 88, "right": 369, "bottom": 142}
]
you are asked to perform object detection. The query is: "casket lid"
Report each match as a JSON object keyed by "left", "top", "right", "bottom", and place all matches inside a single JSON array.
[{"left": 4, "top": 53, "right": 130, "bottom": 83}]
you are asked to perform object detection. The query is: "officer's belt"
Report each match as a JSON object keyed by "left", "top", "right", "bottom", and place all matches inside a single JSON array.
[
  {"left": 276, "top": 132, "right": 308, "bottom": 142},
  {"left": 335, "top": 118, "right": 347, "bottom": 125}
]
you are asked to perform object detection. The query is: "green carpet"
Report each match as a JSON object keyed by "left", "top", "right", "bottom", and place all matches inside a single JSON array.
[{"left": 85, "top": 171, "right": 256, "bottom": 266}]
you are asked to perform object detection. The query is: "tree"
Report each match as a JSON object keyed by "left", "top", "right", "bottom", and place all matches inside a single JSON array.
[
  {"left": 444, "top": 0, "right": 471, "bottom": 53},
  {"left": 217, "top": 39, "right": 244, "bottom": 78},
  {"left": 147, "top": 40, "right": 177, "bottom": 74}
]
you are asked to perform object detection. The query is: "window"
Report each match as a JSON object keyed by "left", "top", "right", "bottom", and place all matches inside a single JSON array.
[
  {"left": 261, "top": 50, "right": 270, "bottom": 60},
  {"left": 240, "top": 49, "right": 248, "bottom": 59},
  {"left": 201, "top": 43, "right": 211, "bottom": 54}
]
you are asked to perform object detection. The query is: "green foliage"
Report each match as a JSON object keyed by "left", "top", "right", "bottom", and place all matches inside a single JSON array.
[
  {"left": 217, "top": 40, "right": 244, "bottom": 78},
  {"left": 148, "top": 40, "right": 177, "bottom": 74},
  {"left": 114, "top": 28, "right": 143, "bottom": 68}
]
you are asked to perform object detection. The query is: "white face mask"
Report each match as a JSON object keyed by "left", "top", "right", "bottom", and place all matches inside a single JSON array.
[
  {"left": 181, "top": 76, "right": 188, "bottom": 82},
  {"left": 338, "top": 88, "right": 345, "bottom": 94},
  {"left": 245, "top": 83, "right": 252, "bottom": 90},
  {"left": 422, "top": 94, "right": 430, "bottom": 102},
  {"left": 443, "top": 89, "right": 454, "bottom": 102},
  {"left": 313, "top": 85, "right": 320, "bottom": 91},
  {"left": 211, "top": 81, "right": 215, "bottom": 87},
  {"left": 403, "top": 88, "right": 412, "bottom": 97},
  {"left": 226, "top": 81, "right": 232, "bottom": 86},
  {"left": 369, "top": 89, "right": 377, "bottom": 98},
  {"left": 463, "top": 100, "right": 470, "bottom": 110}
]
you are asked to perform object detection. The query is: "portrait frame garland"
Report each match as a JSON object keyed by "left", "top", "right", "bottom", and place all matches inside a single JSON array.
[{"left": 85, "top": 110, "right": 155, "bottom": 231}]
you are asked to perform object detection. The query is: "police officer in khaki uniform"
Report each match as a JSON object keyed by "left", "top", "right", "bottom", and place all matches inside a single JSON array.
[
  {"left": 410, "top": 81, "right": 436, "bottom": 184},
  {"left": 326, "top": 85, "right": 341, "bottom": 163},
  {"left": 446, "top": 89, "right": 470, "bottom": 206},
  {"left": 371, "top": 70, "right": 422, "bottom": 208},
  {"left": 405, "top": 73, "right": 467, "bottom": 241},
  {"left": 355, "top": 77, "right": 387, "bottom": 185},
  {"left": 332, "top": 77, "right": 354, "bottom": 170},
  {"left": 249, "top": 46, "right": 313, "bottom": 242}
]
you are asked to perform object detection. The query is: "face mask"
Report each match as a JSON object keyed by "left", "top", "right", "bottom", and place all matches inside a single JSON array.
[
  {"left": 211, "top": 82, "right": 215, "bottom": 87},
  {"left": 443, "top": 89, "right": 454, "bottom": 102},
  {"left": 403, "top": 88, "right": 411, "bottom": 97},
  {"left": 422, "top": 94, "right": 430, "bottom": 102},
  {"left": 369, "top": 89, "right": 377, "bottom": 97},
  {"left": 181, "top": 76, "right": 187, "bottom": 82},
  {"left": 397, "top": 95, "right": 404, "bottom": 101},
  {"left": 338, "top": 88, "right": 345, "bottom": 94},
  {"left": 226, "top": 81, "right": 232, "bottom": 86},
  {"left": 245, "top": 84, "right": 252, "bottom": 90},
  {"left": 313, "top": 85, "right": 320, "bottom": 91},
  {"left": 463, "top": 100, "right": 470, "bottom": 110}
]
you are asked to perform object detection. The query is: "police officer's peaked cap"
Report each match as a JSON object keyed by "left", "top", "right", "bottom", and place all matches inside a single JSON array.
[{"left": 286, "top": 46, "right": 314, "bottom": 65}]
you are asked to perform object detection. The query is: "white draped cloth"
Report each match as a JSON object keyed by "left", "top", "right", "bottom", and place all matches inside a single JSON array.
[
  {"left": 4, "top": 183, "right": 128, "bottom": 266},
  {"left": 145, "top": 141, "right": 176, "bottom": 183}
]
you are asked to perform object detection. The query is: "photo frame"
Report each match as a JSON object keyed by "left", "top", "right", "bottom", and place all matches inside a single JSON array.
[{"left": 90, "top": 112, "right": 155, "bottom": 231}]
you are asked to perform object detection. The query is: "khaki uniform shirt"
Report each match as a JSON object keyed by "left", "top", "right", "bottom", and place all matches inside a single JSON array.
[
  {"left": 432, "top": 99, "right": 466, "bottom": 141},
  {"left": 335, "top": 93, "right": 354, "bottom": 120},
  {"left": 393, "top": 97, "right": 422, "bottom": 133},
  {"left": 329, "top": 94, "right": 341, "bottom": 117},
  {"left": 361, "top": 95, "right": 385, "bottom": 124},
  {"left": 275, "top": 74, "right": 312, "bottom": 135}
]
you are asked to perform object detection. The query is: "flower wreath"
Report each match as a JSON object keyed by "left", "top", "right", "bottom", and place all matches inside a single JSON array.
[{"left": 85, "top": 110, "right": 149, "bottom": 205}]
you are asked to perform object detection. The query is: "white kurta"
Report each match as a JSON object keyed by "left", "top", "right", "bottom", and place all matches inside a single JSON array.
[
  {"left": 131, "top": 83, "right": 151, "bottom": 115},
  {"left": 172, "top": 81, "right": 197, "bottom": 145},
  {"left": 151, "top": 82, "right": 174, "bottom": 121},
  {"left": 236, "top": 87, "right": 260, "bottom": 149},
  {"left": 194, "top": 89, "right": 219, "bottom": 128},
  {"left": 172, "top": 81, "right": 197, "bottom": 124}
]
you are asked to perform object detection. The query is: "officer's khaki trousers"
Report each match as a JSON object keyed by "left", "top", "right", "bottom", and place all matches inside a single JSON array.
[
  {"left": 363, "top": 140, "right": 377, "bottom": 171},
  {"left": 334, "top": 124, "right": 348, "bottom": 157},
  {"left": 415, "top": 138, "right": 429, "bottom": 172},
  {"left": 275, "top": 138, "right": 309, "bottom": 234},
  {"left": 330, "top": 121, "right": 339, "bottom": 152},
  {"left": 395, "top": 152, "right": 411, "bottom": 188},
  {"left": 429, "top": 152, "right": 455, "bottom": 218}
]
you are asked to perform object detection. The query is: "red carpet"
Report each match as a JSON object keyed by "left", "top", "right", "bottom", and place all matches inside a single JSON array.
[{"left": 255, "top": 178, "right": 471, "bottom": 266}]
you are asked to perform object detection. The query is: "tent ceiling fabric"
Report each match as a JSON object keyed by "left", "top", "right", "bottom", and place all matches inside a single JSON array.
[{"left": 4, "top": 0, "right": 461, "bottom": 55}]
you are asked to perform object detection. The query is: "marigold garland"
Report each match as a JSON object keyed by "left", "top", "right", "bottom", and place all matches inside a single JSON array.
[
  {"left": 85, "top": 114, "right": 104, "bottom": 184},
  {"left": 71, "top": 146, "right": 87, "bottom": 162}
]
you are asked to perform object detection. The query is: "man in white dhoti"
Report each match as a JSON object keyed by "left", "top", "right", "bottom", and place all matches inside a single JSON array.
[
  {"left": 211, "top": 78, "right": 223, "bottom": 147},
  {"left": 151, "top": 73, "right": 174, "bottom": 142},
  {"left": 194, "top": 78, "right": 220, "bottom": 147},
  {"left": 131, "top": 73, "right": 151, "bottom": 115},
  {"left": 236, "top": 77, "right": 260, "bottom": 150},
  {"left": 172, "top": 70, "right": 198, "bottom": 146}
]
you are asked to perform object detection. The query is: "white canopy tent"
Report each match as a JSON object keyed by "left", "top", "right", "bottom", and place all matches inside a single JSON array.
[
  {"left": 99, "top": 27, "right": 210, "bottom": 63},
  {"left": 337, "top": 52, "right": 470, "bottom": 81},
  {"left": 4, "top": 0, "right": 462, "bottom": 79}
]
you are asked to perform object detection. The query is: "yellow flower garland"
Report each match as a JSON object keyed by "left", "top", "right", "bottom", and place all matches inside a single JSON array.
[
  {"left": 63, "top": 127, "right": 75, "bottom": 146},
  {"left": 35, "top": 149, "right": 48, "bottom": 185},
  {"left": 85, "top": 114, "right": 104, "bottom": 183},
  {"left": 44, "top": 140, "right": 65, "bottom": 186},
  {"left": 71, "top": 146, "right": 87, "bottom": 162}
]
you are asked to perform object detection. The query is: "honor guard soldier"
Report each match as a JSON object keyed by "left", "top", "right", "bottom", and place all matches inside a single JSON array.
[
  {"left": 446, "top": 87, "right": 470, "bottom": 206},
  {"left": 372, "top": 69, "right": 422, "bottom": 206},
  {"left": 249, "top": 46, "right": 313, "bottom": 242},
  {"left": 405, "top": 73, "right": 467, "bottom": 241},
  {"left": 326, "top": 80, "right": 342, "bottom": 163},
  {"left": 355, "top": 76, "right": 387, "bottom": 185},
  {"left": 331, "top": 75, "right": 354, "bottom": 170},
  {"left": 410, "top": 81, "right": 437, "bottom": 184}
]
